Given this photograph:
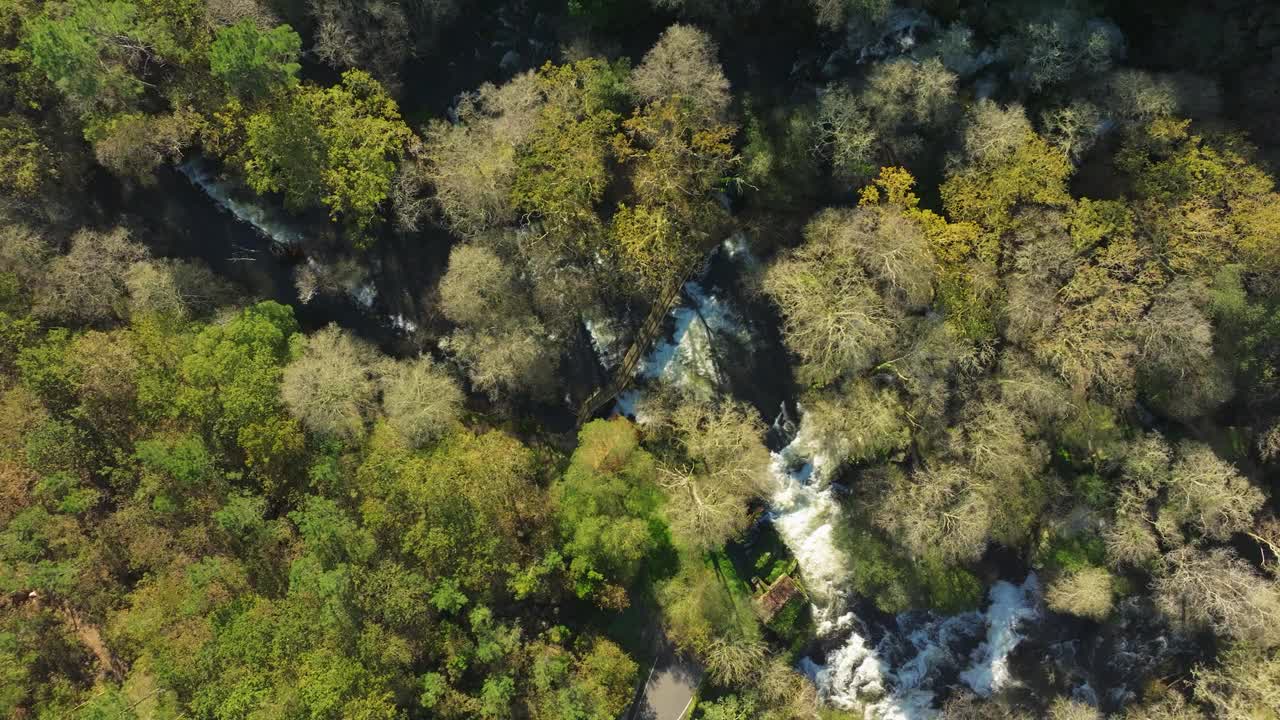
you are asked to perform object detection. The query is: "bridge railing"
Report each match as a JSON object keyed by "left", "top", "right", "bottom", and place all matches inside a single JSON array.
[{"left": 575, "top": 265, "right": 699, "bottom": 426}]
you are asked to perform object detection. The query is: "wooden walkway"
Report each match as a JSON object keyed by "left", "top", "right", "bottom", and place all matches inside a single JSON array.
[{"left": 575, "top": 267, "right": 698, "bottom": 426}]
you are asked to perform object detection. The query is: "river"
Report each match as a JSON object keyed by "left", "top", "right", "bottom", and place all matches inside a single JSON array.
[
  {"left": 165, "top": 161, "right": 1196, "bottom": 718},
  {"left": 591, "top": 239, "right": 1201, "bottom": 717}
]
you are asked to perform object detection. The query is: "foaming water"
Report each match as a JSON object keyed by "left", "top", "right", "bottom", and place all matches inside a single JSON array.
[
  {"left": 612, "top": 259, "right": 1043, "bottom": 717},
  {"left": 179, "top": 158, "right": 306, "bottom": 247},
  {"left": 959, "top": 576, "right": 1041, "bottom": 696},
  {"left": 770, "top": 413, "right": 1042, "bottom": 717},
  {"left": 613, "top": 279, "right": 752, "bottom": 417},
  {"left": 768, "top": 422, "right": 848, "bottom": 630}
]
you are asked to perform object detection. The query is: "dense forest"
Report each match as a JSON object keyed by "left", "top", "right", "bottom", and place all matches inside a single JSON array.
[{"left": 2, "top": 0, "right": 1280, "bottom": 718}]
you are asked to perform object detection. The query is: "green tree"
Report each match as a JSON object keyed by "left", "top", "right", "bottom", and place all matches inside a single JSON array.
[
  {"left": 554, "top": 418, "right": 663, "bottom": 605},
  {"left": 0, "top": 115, "right": 55, "bottom": 199},
  {"left": 232, "top": 70, "right": 411, "bottom": 240},
  {"left": 23, "top": 0, "right": 179, "bottom": 117},
  {"left": 940, "top": 130, "right": 1073, "bottom": 258},
  {"left": 528, "top": 638, "right": 637, "bottom": 720},
  {"left": 176, "top": 301, "right": 302, "bottom": 488},
  {"left": 511, "top": 59, "right": 625, "bottom": 248},
  {"left": 209, "top": 20, "right": 301, "bottom": 98}
]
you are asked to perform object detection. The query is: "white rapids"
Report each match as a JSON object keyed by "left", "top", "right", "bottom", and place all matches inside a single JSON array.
[
  {"left": 179, "top": 158, "right": 306, "bottom": 247},
  {"left": 773, "top": 416, "right": 1041, "bottom": 718},
  {"left": 611, "top": 245, "right": 1043, "bottom": 718}
]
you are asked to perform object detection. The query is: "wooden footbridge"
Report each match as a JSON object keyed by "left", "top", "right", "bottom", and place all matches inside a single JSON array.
[{"left": 575, "top": 266, "right": 698, "bottom": 426}]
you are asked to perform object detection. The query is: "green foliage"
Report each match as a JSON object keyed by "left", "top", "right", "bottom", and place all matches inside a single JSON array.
[
  {"left": 696, "top": 693, "right": 758, "bottom": 720},
  {"left": 209, "top": 21, "right": 301, "bottom": 98},
  {"left": 1057, "top": 400, "right": 1127, "bottom": 470},
  {"left": 511, "top": 59, "right": 625, "bottom": 248},
  {"left": 176, "top": 301, "right": 302, "bottom": 486},
  {"left": 15, "top": 328, "right": 77, "bottom": 412},
  {"left": 609, "top": 202, "right": 694, "bottom": 292},
  {"left": 232, "top": 70, "right": 412, "bottom": 240},
  {"left": 0, "top": 115, "right": 55, "bottom": 198},
  {"left": 1038, "top": 533, "right": 1107, "bottom": 575},
  {"left": 659, "top": 555, "right": 760, "bottom": 655},
  {"left": 739, "top": 102, "right": 820, "bottom": 210},
  {"left": 357, "top": 426, "right": 546, "bottom": 596},
  {"left": 527, "top": 637, "right": 637, "bottom": 720},
  {"left": 24, "top": 0, "right": 179, "bottom": 117},
  {"left": 0, "top": 506, "right": 85, "bottom": 595},
  {"left": 33, "top": 471, "right": 97, "bottom": 514},
  {"left": 1069, "top": 198, "right": 1134, "bottom": 253},
  {"left": 940, "top": 132, "right": 1073, "bottom": 256},
  {"left": 1072, "top": 473, "right": 1110, "bottom": 509},
  {"left": 835, "top": 519, "right": 981, "bottom": 614},
  {"left": 7, "top": 7, "right": 1280, "bottom": 718},
  {"left": 555, "top": 418, "right": 664, "bottom": 605},
  {"left": 1210, "top": 266, "right": 1280, "bottom": 408}
]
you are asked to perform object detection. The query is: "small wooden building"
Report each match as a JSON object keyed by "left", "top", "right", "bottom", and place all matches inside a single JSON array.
[{"left": 753, "top": 574, "right": 802, "bottom": 623}]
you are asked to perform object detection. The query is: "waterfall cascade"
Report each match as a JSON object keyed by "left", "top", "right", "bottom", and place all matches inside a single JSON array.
[
  {"left": 772, "top": 416, "right": 1041, "bottom": 718},
  {"left": 608, "top": 247, "right": 1045, "bottom": 718}
]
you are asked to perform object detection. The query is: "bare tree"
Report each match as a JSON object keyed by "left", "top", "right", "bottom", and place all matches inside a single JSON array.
[
  {"left": 656, "top": 400, "right": 770, "bottom": 551},
  {"left": 439, "top": 244, "right": 526, "bottom": 325},
  {"left": 1104, "top": 514, "right": 1161, "bottom": 568},
  {"left": 1193, "top": 644, "right": 1280, "bottom": 718},
  {"left": 1100, "top": 69, "right": 1179, "bottom": 127},
  {"left": 1258, "top": 423, "right": 1280, "bottom": 463},
  {"left": 69, "top": 330, "right": 140, "bottom": 428},
  {"left": 1165, "top": 442, "right": 1263, "bottom": 541},
  {"left": 441, "top": 322, "right": 559, "bottom": 402},
  {"left": 1004, "top": 10, "right": 1123, "bottom": 91},
  {"left": 205, "top": 0, "right": 278, "bottom": 29},
  {"left": 1048, "top": 698, "right": 1102, "bottom": 720},
  {"left": 812, "top": 85, "right": 878, "bottom": 183},
  {"left": 1120, "top": 688, "right": 1207, "bottom": 720},
  {"left": 959, "top": 100, "right": 1033, "bottom": 166},
  {"left": 996, "top": 350, "right": 1077, "bottom": 428},
  {"left": 838, "top": 206, "right": 937, "bottom": 309},
  {"left": 1041, "top": 101, "right": 1104, "bottom": 162},
  {"left": 704, "top": 637, "right": 767, "bottom": 686},
  {"left": 281, "top": 324, "right": 380, "bottom": 440},
  {"left": 438, "top": 243, "right": 562, "bottom": 401},
  {"left": 391, "top": 141, "right": 432, "bottom": 234},
  {"left": 37, "top": 227, "right": 147, "bottom": 324},
  {"left": 1154, "top": 547, "right": 1280, "bottom": 648},
  {"left": 293, "top": 258, "right": 370, "bottom": 306},
  {"left": 763, "top": 208, "right": 906, "bottom": 385},
  {"left": 93, "top": 110, "right": 198, "bottom": 186},
  {"left": 631, "top": 25, "right": 731, "bottom": 122},
  {"left": 126, "top": 259, "right": 235, "bottom": 319},
  {"left": 380, "top": 356, "right": 464, "bottom": 448},
  {"left": 309, "top": 0, "right": 411, "bottom": 89},
  {"left": 862, "top": 57, "right": 958, "bottom": 156},
  {"left": 0, "top": 221, "right": 51, "bottom": 298},
  {"left": 875, "top": 463, "right": 991, "bottom": 563},
  {"left": 799, "top": 380, "right": 908, "bottom": 466},
  {"left": 957, "top": 399, "right": 1049, "bottom": 547},
  {"left": 1046, "top": 567, "right": 1114, "bottom": 621},
  {"left": 419, "top": 72, "right": 542, "bottom": 235},
  {"left": 1137, "top": 282, "right": 1232, "bottom": 420}
]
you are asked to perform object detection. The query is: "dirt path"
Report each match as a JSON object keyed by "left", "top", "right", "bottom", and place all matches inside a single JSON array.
[{"left": 56, "top": 603, "right": 125, "bottom": 682}]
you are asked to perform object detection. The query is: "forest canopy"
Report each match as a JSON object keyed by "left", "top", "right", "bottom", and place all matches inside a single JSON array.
[{"left": 2, "top": 0, "right": 1280, "bottom": 719}]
